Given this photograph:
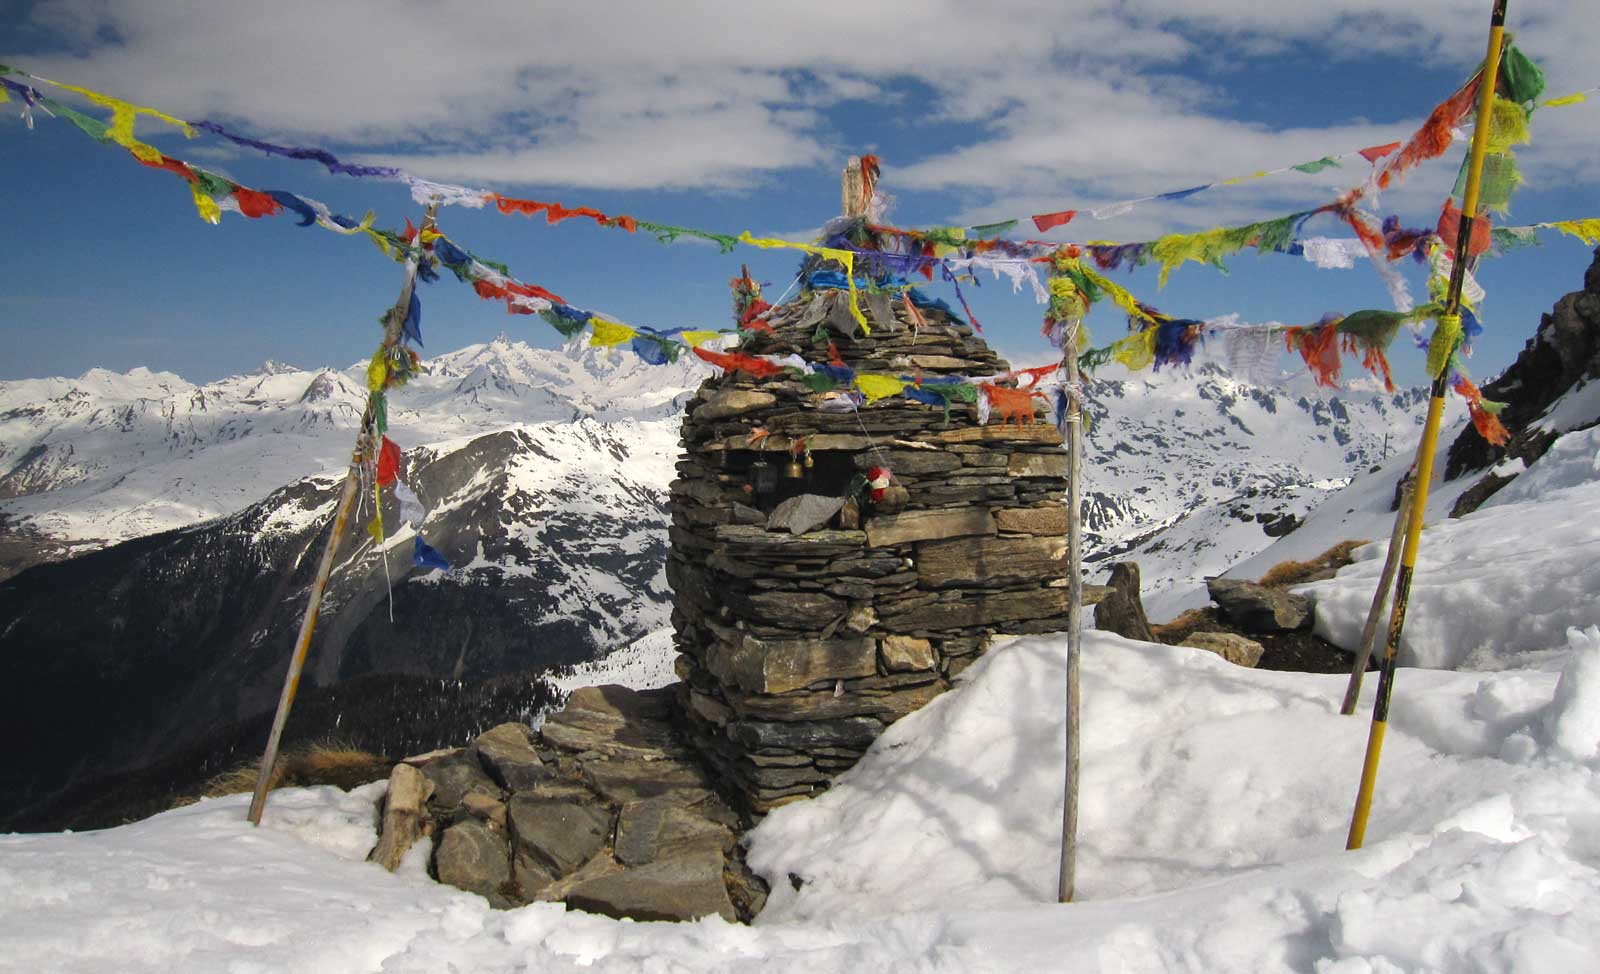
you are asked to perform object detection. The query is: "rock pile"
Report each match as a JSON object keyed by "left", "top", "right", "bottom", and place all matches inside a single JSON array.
[
  {"left": 669, "top": 284, "right": 1108, "bottom": 813},
  {"left": 370, "top": 685, "right": 766, "bottom": 921}
]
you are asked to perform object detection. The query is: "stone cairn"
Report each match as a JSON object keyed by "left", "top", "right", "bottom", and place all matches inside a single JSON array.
[
  {"left": 669, "top": 255, "right": 1109, "bottom": 814},
  {"left": 368, "top": 161, "right": 1118, "bottom": 920}
]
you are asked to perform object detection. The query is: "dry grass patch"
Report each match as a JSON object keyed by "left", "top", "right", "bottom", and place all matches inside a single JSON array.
[
  {"left": 1257, "top": 539, "right": 1369, "bottom": 588},
  {"left": 179, "top": 740, "right": 395, "bottom": 808}
]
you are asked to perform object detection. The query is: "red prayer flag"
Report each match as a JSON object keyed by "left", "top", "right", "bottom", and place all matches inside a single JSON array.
[
  {"left": 1358, "top": 141, "right": 1402, "bottom": 164},
  {"left": 1032, "top": 210, "right": 1077, "bottom": 232},
  {"left": 1437, "top": 199, "right": 1493, "bottom": 259},
  {"left": 377, "top": 436, "right": 402, "bottom": 487},
  {"left": 232, "top": 187, "right": 282, "bottom": 219}
]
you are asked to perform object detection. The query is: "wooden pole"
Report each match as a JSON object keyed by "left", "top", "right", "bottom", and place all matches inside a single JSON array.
[
  {"left": 1347, "top": 0, "right": 1507, "bottom": 849},
  {"left": 1058, "top": 323, "right": 1084, "bottom": 902},
  {"left": 248, "top": 201, "right": 440, "bottom": 825},
  {"left": 1339, "top": 473, "right": 1415, "bottom": 715}
]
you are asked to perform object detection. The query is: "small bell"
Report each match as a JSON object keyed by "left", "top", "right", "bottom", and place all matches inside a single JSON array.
[
  {"left": 784, "top": 458, "right": 804, "bottom": 479},
  {"left": 750, "top": 459, "right": 777, "bottom": 494},
  {"left": 803, "top": 447, "right": 814, "bottom": 470}
]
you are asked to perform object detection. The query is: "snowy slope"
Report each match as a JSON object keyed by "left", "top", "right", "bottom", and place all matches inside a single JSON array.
[{"left": 1298, "top": 422, "right": 1600, "bottom": 670}]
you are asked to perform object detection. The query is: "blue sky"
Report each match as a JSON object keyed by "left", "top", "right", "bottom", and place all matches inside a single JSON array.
[{"left": 2, "top": 0, "right": 1596, "bottom": 388}]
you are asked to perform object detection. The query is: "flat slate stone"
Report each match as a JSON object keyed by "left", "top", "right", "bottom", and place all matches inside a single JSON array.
[
  {"left": 695, "top": 390, "right": 777, "bottom": 421},
  {"left": 865, "top": 508, "right": 997, "bottom": 547},
  {"left": 724, "top": 589, "right": 847, "bottom": 629},
  {"left": 926, "top": 425, "right": 1064, "bottom": 445},
  {"left": 706, "top": 634, "right": 877, "bottom": 695},
  {"left": 508, "top": 795, "right": 612, "bottom": 877},
  {"left": 583, "top": 758, "right": 714, "bottom": 806},
  {"left": 728, "top": 717, "right": 883, "bottom": 751},
  {"left": 995, "top": 506, "right": 1069, "bottom": 535},
  {"left": 614, "top": 798, "right": 732, "bottom": 867},
  {"left": 915, "top": 535, "right": 1068, "bottom": 587},
  {"left": 419, "top": 751, "right": 499, "bottom": 810},
  {"left": 435, "top": 819, "right": 513, "bottom": 907},
  {"left": 767, "top": 494, "right": 846, "bottom": 535},
  {"left": 564, "top": 847, "right": 739, "bottom": 923},
  {"left": 471, "top": 722, "right": 547, "bottom": 792},
  {"left": 1008, "top": 452, "right": 1069, "bottom": 478},
  {"left": 878, "top": 585, "right": 1111, "bottom": 630}
]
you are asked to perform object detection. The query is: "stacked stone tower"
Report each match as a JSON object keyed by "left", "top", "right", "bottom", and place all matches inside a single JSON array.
[{"left": 666, "top": 174, "right": 1092, "bottom": 811}]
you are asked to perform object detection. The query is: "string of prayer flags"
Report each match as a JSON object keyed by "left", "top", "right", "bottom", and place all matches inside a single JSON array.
[
  {"left": 692, "top": 346, "right": 787, "bottom": 378},
  {"left": 854, "top": 373, "right": 906, "bottom": 403},
  {"left": 736, "top": 232, "right": 869, "bottom": 334},
  {"left": 192, "top": 120, "right": 402, "bottom": 179}
]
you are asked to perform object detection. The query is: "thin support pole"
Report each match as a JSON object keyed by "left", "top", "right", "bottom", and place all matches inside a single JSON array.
[
  {"left": 248, "top": 201, "right": 440, "bottom": 825},
  {"left": 1347, "top": 0, "right": 1507, "bottom": 849},
  {"left": 1058, "top": 325, "right": 1084, "bottom": 903},
  {"left": 1339, "top": 473, "right": 1416, "bottom": 715}
]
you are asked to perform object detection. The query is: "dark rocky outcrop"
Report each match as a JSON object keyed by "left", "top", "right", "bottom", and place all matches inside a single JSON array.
[
  {"left": 1206, "top": 577, "right": 1312, "bottom": 632},
  {"left": 1094, "top": 562, "right": 1156, "bottom": 643},
  {"left": 1445, "top": 245, "right": 1600, "bottom": 510}
]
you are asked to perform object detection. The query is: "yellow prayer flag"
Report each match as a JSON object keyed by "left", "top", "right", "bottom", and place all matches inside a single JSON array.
[
  {"left": 1111, "top": 328, "right": 1157, "bottom": 372},
  {"left": 188, "top": 183, "right": 221, "bottom": 225},
  {"left": 1542, "top": 92, "right": 1588, "bottom": 108},
  {"left": 365, "top": 228, "right": 393, "bottom": 258},
  {"left": 367, "top": 351, "right": 389, "bottom": 392},
  {"left": 1548, "top": 219, "right": 1600, "bottom": 246},
  {"left": 855, "top": 374, "right": 906, "bottom": 403},
  {"left": 589, "top": 319, "right": 637, "bottom": 346},
  {"left": 735, "top": 232, "right": 870, "bottom": 334},
  {"left": 679, "top": 330, "right": 721, "bottom": 348}
]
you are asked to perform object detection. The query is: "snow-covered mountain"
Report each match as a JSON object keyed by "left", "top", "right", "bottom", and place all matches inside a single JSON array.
[
  {"left": 1079, "top": 362, "right": 1430, "bottom": 618},
  {"left": 0, "top": 334, "right": 704, "bottom": 566}
]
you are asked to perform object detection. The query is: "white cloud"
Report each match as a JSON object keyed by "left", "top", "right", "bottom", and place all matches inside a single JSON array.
[{"left": 3, "top": 0, "right": 1594, "bottom": 199}]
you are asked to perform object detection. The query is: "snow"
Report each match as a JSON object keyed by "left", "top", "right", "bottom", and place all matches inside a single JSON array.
[
  {"left": 7, "top": 617, "right": 1600, "bottom": 970},
  {"left": 1299, "top": 424, "right": 1600, "bottom": 670},
  {"left": 551, "top": 627, "right": 679, "bottom": 694}
]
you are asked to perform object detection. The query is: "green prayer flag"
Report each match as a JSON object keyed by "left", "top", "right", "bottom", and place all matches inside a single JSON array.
[
  {"left": 1501, "top": 43, "right": 1546, "bottom": 107},
  {"left": 1292, "top": 156, "right": 1342, "bottom": 175}
]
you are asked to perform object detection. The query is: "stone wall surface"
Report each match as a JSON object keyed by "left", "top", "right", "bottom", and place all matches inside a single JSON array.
[{"left": 669, "top": 286, "right": 1106, "bottom": 812}]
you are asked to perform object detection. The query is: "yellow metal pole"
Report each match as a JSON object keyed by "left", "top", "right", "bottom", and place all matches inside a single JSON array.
[
  {"left": 1347, "top": 0, "right": 1508, "bottom": 850},
  {"left": 248, "top": 202, "right": 439, "bottom": 825}
]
